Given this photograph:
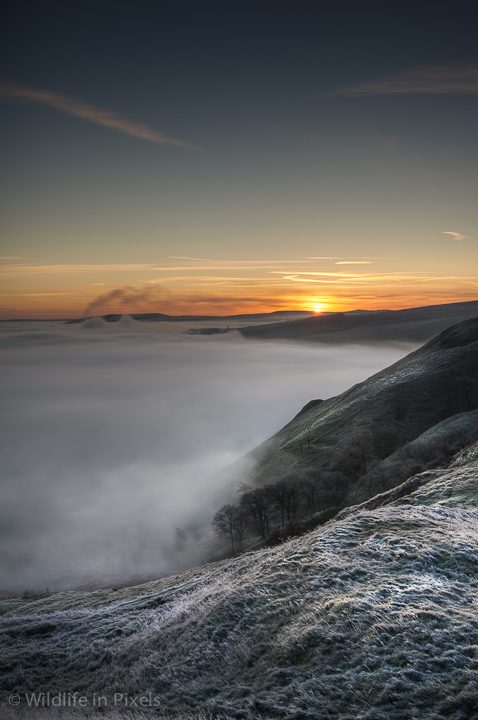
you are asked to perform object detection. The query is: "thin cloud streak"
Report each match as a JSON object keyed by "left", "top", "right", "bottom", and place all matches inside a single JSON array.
[
  {"left": 270, "top": 271, "right": 391, "bottom": 278},
  {"left": 153, "top": 265, "right": 318, "bottom": 271},
  {"left": 147, "top": 276, "right": 294, "bottom": 284},
  {"left": 167, "top": 257, "right": 327, "bottom": 265},
  {"left": 17, "top": 293, "right": 72, "bottom": 296},
  {"left": 0, "top": 263, "right": 157, "bottom": 277},
  {"left": 0, "top": 80, "right": 197, "bottom": 149},
  {"left": 443, "top": 231, "right": 468, "bottom": 241},
  {"left": 325, "top": 62, "right": 478, "bottom": 96},
  {"left": 282, "top": 274, "right": 476, "bottom": 285}
]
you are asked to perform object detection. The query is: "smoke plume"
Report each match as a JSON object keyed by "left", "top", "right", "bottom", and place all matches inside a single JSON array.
[{"left": 84, "top": 285, "right": 173, "bottom": 317}]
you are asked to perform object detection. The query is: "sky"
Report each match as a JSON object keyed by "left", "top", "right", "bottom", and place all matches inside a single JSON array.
[
  {"left": 1, "top": 0, "right": 477, "bottom": 318},
  {"left": 0, "top": 318, "right": 416, "bottom": 592}
]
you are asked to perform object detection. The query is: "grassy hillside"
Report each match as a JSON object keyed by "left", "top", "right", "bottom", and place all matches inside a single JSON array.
[{"left": 240, "top": 317, "right": 478, "bottom": 509}]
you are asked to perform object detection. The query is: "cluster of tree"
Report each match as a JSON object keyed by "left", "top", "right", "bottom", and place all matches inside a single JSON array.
[{"left": 212, "top": 470, "right": 348, "bottom": 554}]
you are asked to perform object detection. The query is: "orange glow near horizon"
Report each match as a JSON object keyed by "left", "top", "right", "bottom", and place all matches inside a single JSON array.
[
  {"left": 1, "top": 258, "right": 477, "bottom": 319},
  {"left": 2, "top": 289, "right": 477, "bottom": 320},
  {"left": 1, "top": 289, "right": 477, "bottom": 320}
]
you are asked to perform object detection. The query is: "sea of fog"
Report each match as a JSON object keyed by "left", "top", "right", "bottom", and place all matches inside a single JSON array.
[{"left": 0, "top": 317, "right": 419, "bottom": 593}]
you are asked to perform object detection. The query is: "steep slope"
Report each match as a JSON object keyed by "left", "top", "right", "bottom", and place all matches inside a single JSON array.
[
  {"left": 1, "top": 448, "right": 478, "bottom": 719},
  {"left": 242, "top": 317, "right": 478, "bottom": 506}
]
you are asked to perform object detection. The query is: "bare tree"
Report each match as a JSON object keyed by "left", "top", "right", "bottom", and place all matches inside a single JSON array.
[
  {"left": 299, "top": 471, "right": 323, "bottom": 513},
  {"left": 212, "top": 505, "right": 248, "bottom": 554},
  {"left": 266, "top": 477, "right": 301, "bottom": 527},
  {"left": 240, "top": 487, "right": 272, "bottom": 539}
]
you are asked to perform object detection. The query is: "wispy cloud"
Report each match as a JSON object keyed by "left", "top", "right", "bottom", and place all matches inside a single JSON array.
[
  {"left": 442, "top": 231, "right": 468, "bottom": 241},
  {"left": 0, "top": 261, "right": 331, "bottom": 278},
  {"left": 0, "top": 80, "right": 197, "bottom": 148},
  {"left": 270, "top": 271, "right": 380, "bottom": 278},
  {"left": 325, "top": 62, "right": 478, "bottom": 97},
  {"left": 168, "top": 257, "right": 322, "bottom": 265},
  {"left": 0, "top": 263, "right": 157, "bottom": 277},
  {"left": 17, "top": 292, "right": 72, "bottom": 296},
  {"left": 335, "top": 261, "right": 374, "bottom": 265},
  {"left": 270, "top": 270, "right": 478, "bottom": 289}
]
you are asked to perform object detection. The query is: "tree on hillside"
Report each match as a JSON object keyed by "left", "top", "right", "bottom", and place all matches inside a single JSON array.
[
  {"left": 299, "top": 471, "right": 323, "bottom": 513},
  {"left": 266, "top": 476, "right": 301, "bottom": 527},
  {"left": 240, "top": 487, "right": 272, "bottom": 539},
  {"left": 301, "top": 423, "right": 314, "bottom": 449},
  {"left": 212, "top": 504, "right": 248, "bottom": 554}
]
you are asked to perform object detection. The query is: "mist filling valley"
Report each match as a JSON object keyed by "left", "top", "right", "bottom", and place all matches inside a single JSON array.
[{"left": 0, "top": 317, "right": 417, "bottom": 594}]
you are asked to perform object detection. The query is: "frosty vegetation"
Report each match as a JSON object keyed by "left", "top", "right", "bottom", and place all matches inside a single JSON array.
[{"left": 1, "top": 447, "right": 478, "bottom": 719}]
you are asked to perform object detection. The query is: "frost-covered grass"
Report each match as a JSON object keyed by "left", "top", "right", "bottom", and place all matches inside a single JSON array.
[
  {"left": 2, "top": 484, "right": 478, "bottom": 719},
  {"left": 0, "top": 708, "right": 223, "bottom": 720}
]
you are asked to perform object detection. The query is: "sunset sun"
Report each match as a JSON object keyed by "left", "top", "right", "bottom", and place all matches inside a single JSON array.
[{"left": 309, "top": 300, "right": 326, "bottom": 313}]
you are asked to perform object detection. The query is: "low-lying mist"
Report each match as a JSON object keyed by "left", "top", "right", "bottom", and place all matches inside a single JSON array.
[{"left": 0, "top": 317, "right": 418, "bottom": 593}]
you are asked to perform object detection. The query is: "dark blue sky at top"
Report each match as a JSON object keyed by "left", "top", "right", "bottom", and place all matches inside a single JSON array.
[{"left": 2, "top": 0, "right": 476, "bottom": 143}]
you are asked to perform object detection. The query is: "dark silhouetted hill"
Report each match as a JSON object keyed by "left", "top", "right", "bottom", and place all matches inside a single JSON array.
[{"left": 236, "top": 299, "right": 478, "bottom": 343}]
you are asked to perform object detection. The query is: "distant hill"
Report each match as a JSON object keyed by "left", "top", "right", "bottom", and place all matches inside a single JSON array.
[
  {"left": 235, "top": 299, "right": 478, "bottom": 343},
  {"left": 184, "top": 299, "right": 478, "bottom": 343},
  {"left": 64, "top": 300, "right": 478, "bottom": 343},
  {"left": 65, "top": 310, "right": 311, "bottom": 324}
]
